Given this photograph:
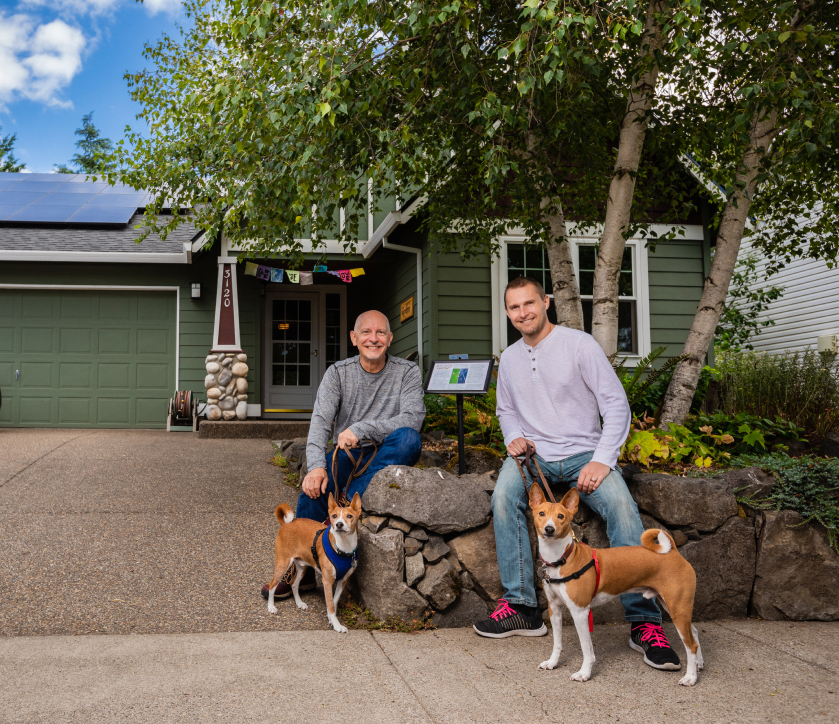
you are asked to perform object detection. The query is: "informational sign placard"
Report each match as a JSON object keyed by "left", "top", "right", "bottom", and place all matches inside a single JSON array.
[{"left": 423, "top": 359, "right": 494, "bottom": 395}]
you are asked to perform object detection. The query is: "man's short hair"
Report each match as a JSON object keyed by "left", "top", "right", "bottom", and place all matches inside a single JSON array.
[{"left": 504, "top": 276, "right": 547, "bottom": 308}]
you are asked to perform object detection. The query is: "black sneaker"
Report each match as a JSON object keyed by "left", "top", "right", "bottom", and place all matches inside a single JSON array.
[
  {"left": 261, "top": 566, "right": 317, "bottom": 600},
  {"left": 629, "top": 622, "right": 682, "bottom": 670},
  {"left": 473, "top": 599, "right": 548, "bottom": 638}
]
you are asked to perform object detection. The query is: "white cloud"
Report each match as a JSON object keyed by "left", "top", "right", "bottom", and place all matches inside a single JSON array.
[
  {"left": 141, "top": 0, "right": 183, "bottom": 17},
  {"left": 0, "top": 12, "right": 87, "bottom": 110},
  {"left": 20, "top": 0, "right": 123, "bottom": 18}
]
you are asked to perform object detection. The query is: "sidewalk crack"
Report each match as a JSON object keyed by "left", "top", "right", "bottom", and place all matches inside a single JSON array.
[
  {"left": 370, "top": 631, "right": 439, "bottom": 724},
  {"left": 0, "top": 432, "right": 96, "bottom": 489}
]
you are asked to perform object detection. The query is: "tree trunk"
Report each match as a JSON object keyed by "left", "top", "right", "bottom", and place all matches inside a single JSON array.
[
  {"left": 544, "top": 199, "right": 584, "bottom": 330},
  {"left": 659, "top": 110, "right": 778, "bottom": 425},
  {"left": 591, "top": 0, "right": 663, "bottom": 355}
]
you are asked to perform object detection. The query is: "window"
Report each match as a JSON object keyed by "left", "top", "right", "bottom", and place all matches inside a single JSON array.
[
  {"left": 271, "top": 299, "right": 312, "bottom": 386},
  {"left": 505, "top": 242, "right": 638, "bottom": 354},
  {"left": 324, "top": 293, "right": 342, "bottom": 368}
]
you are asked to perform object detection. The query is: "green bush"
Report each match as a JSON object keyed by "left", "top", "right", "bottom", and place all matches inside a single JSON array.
[
  {"left": 727, "top": 453, "right": 839, "bottom": 554},
  {"left": 423, "top": 382, "right": 504, "bottom": 451},
  {"left": 685, "top": 411, "right": 808, "bottom": 456},
  {"left": 718, "top": 349, "right": 839, "bottom": 437}
]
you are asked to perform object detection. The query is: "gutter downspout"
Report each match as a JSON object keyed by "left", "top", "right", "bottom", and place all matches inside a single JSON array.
[{"left": 382, "top": 236, "right": 423, "bottom": 373}]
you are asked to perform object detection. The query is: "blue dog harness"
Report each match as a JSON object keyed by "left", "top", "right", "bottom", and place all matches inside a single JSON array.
[{"left": 311, "top": 525, "right": 357, "bottom": 580}]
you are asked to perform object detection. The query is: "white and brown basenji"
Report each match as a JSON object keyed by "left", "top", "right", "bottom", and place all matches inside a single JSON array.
[
  {"left": 531, "top": 484, "right": 703, "bottom": 686},
  {"left": 267, "top": 493, "right": 361, "bottom": 633}
]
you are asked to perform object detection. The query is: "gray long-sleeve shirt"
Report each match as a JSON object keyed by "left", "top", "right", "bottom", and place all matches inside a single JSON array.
[
  {"left": 306, "top": 355, "right": 426, "bottom": 471},
  {"left": 496, "top": 325, "right": 630, "bottom": 469}
]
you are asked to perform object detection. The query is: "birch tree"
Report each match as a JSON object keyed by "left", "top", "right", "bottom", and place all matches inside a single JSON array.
[{"left": 660, "top": 0, "right": 839, "bottom": 424}]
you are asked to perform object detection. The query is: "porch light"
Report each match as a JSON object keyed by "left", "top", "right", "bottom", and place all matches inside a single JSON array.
[
  {"left": 277, "top": 323, "right": 290, "bottom": 330},
  {"left": 191, "top": 283, "right": 201, "bottom": 299}
]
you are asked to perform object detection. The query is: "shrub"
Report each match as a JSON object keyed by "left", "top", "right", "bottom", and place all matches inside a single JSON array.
[
  {"left": 717, "top": 349, "right": 839, "bottom": 437},
  {"left": 684, "top": 411, "right": 808, "bottom": 455},
  {"left": 726, "top": 453, "right": 839, "bottom": 554},
  {"left": 423, "top": 382, "right": 504, "bottom": 451}
]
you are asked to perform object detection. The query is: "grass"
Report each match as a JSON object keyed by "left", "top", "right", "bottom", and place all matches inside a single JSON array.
[
  {"left": 284, "top": 472, "right": 300, "bottom": 488},
  {"left": 338, "top": 595, "right": 436, "bottom": 633},
  {"left": 270, "top": 445, "right": 289, "bottom": 469}
]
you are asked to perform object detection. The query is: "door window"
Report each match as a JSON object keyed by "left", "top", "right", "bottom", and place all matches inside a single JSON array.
[{"left": 272, "top": 299, "right": 312, "bottom": 386}]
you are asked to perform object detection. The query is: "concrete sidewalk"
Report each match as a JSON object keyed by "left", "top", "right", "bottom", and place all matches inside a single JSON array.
[{"left": 2, "top": 621, "right": 837, "bottom": 724}]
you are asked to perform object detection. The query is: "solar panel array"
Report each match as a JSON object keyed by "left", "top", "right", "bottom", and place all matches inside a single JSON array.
[{"left": 0, "top": 173, "right": 164, "bottom": 225}]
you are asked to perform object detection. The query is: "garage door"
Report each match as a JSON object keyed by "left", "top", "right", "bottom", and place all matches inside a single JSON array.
[{"left": 0, "top": 289, "right": 176, "bottom": 428}]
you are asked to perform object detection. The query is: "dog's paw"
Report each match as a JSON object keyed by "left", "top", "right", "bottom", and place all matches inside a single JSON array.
[
  {"left": 332, "top": 623, "right": 348, "bottom": 633},
  {"left": 267, "top": 604, "right": 278, "bottom": 614},
  {"left": 538, "top": 659, "right": 559, "bottom": 671},
  {"left": 569, "top": 670, "right": 591, "bottom": 682},
  {"left": 295, "top": 600, "right": 309, "bottom": 611},
  {"left": 678, "top": 674, "right": 698, "bottom": 687}
]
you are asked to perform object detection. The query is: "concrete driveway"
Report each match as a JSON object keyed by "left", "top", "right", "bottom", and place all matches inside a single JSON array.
[{"left": 0, "top": 428, "right": 330, "bottom": 636}]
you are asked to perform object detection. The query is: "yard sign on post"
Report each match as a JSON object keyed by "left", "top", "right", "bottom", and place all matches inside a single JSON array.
[
  {"left": 423, "top": 359, "right": 494, "bottom": 475},
  {"left": 212, "top": 256, "right": 242, "bottom": 352}
]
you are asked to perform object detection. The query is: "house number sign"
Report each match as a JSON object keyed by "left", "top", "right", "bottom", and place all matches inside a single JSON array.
[{"left": 211, "top": 259, "right": 242, "bottom": 351}]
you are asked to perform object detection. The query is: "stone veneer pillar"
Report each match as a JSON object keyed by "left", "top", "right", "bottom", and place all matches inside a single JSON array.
[{"left": 205, "top": 352, "right": 249, "bottom": 421}]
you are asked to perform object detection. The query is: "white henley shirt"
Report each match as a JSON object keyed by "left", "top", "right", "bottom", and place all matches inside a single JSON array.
[{"left": 496, "top": 325, "right": 631, "bottom": 469}]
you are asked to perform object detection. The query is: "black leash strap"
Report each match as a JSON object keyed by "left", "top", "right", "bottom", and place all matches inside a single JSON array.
[
  {"left": 542, "top": 557, "right": 596, "bottom": 585},
  {"left": 331, "top": 439, "right": 378, "bottom": 506},
  {"left": 513, "top": 443, "right": 557, "bottom": 503}
]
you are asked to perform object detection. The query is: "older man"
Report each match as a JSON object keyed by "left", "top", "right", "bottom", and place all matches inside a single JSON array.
[
  {"left": 472, "top": 276, "right": 682, "bottom": 674},
  {"left": 264, "top": 309, "right": 425, "bottom": 600}
]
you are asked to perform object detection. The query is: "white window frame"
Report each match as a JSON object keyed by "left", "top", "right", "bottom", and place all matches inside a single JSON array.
[{"left": 490, "top": 233, "right": 652, "bottom": 365}]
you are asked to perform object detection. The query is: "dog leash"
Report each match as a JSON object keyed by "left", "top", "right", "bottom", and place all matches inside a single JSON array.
[
  {"left": 331, "top": 440, "right": 378, "bottom": 506},
  {"left": 512, "top": 443, "right": 557, "bottom": 503}
]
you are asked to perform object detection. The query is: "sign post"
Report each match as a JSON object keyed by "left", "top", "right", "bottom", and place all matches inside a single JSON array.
[{"left": 423, "top": 359, "right": 494, "bottom": 475}]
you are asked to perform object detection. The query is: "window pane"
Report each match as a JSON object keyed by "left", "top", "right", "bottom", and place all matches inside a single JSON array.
[
  {"left": 579, "top": 270, "right": 594, "bottom": 296},
  {"left": 325, "top": 309, "right": 340, "bottom": 327},
  {"left": 524, "top": 245, "right": 542, "bottom": 270},
  {"left": 286, "top": 299, "right": 298, "bottom": 318},
  {"left": 507, "top": 244, "right": 524, "bottom": 269},
  {"left": 272, "top": 365, "right": 285, "bottom": 386},
  {"left": 272, "top": 299, "right": 284, "bottom": 319},
  {"left": 326, "top": 328, "right": 338, "bottom": 343},
  {"left": 298, "top": 365, "right": 311, "bottom": 386},
  {"left": 299, "top": 300, "right": 312, "bottom": 320},
  {"left": 299, "top": 322, "right": 311, "bottom": 341},
  {"left": 326, "top": 293, "right": 340, "bottom": 310},
  {"left": 508, "top": 270, "right": 523, "bottom": 285},
  {"left": 621, "top": 247, "right": 633, "bottom": 272},
  {"left": 284, "top": 321, "right": 299, "bottom": 340},
  {"left": 582, "top": 300, "right": 592, "bottom": 334},
  {"left": 272, "top": 344, "right": 286, "bottom": 363},
  {"left": 579, "top": 245, "right": 596, "bottom": 271},
  {"left": 617, "top": 300, "right": 636, "bottom": 354},
  {"left": 619, "top": 271, "right": 633, "bottom": 297},
  {"left": 285, "top": 366, "right": 298, "bottom": 386},
  {"left": 327, "top": 344, "right": 340, "bottom": 361},
  {"left": 298, "top": 343, "right": 310, "bottom": 360}
]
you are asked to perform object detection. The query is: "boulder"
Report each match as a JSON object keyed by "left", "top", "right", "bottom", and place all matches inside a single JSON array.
[
  {"left": 235, "top": 401, "right": 248, "bottom": 420},
  {"left": 751, "top": 510, "right": 839, "bottom": 621},
  {"left": 679, "top": 516, "right": 756, "bottom": 620},
  {"left": 416, "top": 559, "right": 460, "bottom": 610},
  {"left": 389, "top": 517, "right": 413, "bottom": 534},
  {"left": 217, "top": 369, "right": 233, "bottom": 387},
  {"left": 422, "top": 534, "right": 450, "bottom": 564},
  {"left": 363, "top": 466, "right": 492, "bottom": 534},
  {"left": 405, "top": 553, "right": 425, "bottom": 587},
  {"left": 236, "top": 377, "right": 248, "bottom": 393},
  {"left": 820, "top": 432, "right": 839, "bottom": 458},
  {"left": 237, "top": 353, "right": 247, "bottom": 362},
  {"left": 408, "top": 527, "right": 428, "bottom": 542},
  {"left": 222, "top": 410, "right": 236, "bottom": 421},
  {"left": 204, "top": 374, "right": 217, "bottom": 389},
  {"left": 459, "top": 571, "right": 474, "bottom": 590},
  {"left": 361, "top": 515, "right": 388, "bottom": 533},
  {"left": 445, "top": 551, "right": 462, "bottom": 574},
  {"left": 713, "top": 467, "right": 775, "bottom": 501},
  {"left": 232, "top": 362, "right": 249, "bottom": 377},
  {"left": 627, "top": 474, "right": 738, "bottom": 532},
  {"left": 219, "top": 397, "right": 236, "bottom": 411},
  {"left": 288, "top": 438, "right": 308, "bottom": 463},
  {"left": 577, "top": 515, "right": 610, "bottom": 549},
  {"left": 640, "top": 514, "right": 670, "bottom": 538},
  {"left": 206, "top": 405, "right": 222, "bottom": 421},
  {"left": 459, "top": 472, "right": 497, "bottom": 495},
  {"left": 404, "top": 537, "right": 423, "bottom": 557},
  {"left": 353, "top": 526, "right": 428, "bottom": 621},
  {"left": 417, "top": 450, "right": 446, "bottom": 468},
  {"left": 432, "top": 590, "right": 489, "bottom": 629},
  {"left": 206, "top": 387, "right": 221, "bottom": 399},
  {"left": 671, "top": 530, "right": 689, "bottom": 547},
  {"left": 448, "top": 522, "right": 504, "bottom": 602},
  {"left": 206, "top": 362, "right": 220, "bottom": 374}
]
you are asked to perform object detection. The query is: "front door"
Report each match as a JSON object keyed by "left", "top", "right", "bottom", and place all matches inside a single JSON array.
[{"left": 263, "top": 293, "right": 320, "bottom": 414}]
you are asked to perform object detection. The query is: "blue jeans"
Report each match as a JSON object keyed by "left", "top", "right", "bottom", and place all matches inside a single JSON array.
[
  {"left": 296, "top": 427, "right": 422, "bottom": 521},
  {"left": 491, "top": 450, "right": 661, "bottom": 623}
]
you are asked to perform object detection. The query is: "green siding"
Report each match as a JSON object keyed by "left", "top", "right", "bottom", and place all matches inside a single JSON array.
[{"left": 435, "top": 252, "right": 493, "bottom": 359}]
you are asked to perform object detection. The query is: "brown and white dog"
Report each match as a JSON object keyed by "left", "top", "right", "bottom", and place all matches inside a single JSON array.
[
  {"left": 266, "top": 493, "right": 362, "bottom": 633},
  {"left": 531, "top": 484, "right": 703, "bottom": 686}
]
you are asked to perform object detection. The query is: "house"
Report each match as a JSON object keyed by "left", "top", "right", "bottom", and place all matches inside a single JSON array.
[{"left": 0, "top": 170, "right": 712, "bottom": 428}]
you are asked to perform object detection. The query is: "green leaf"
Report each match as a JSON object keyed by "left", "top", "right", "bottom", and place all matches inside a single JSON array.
[{"left": 778, "top": 31, "right": 791, "bottom": 43}]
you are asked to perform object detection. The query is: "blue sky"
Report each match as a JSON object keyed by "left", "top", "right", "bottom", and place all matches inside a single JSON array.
[{"left": 0, "top": 0, "right": 186, "bottom": 173}]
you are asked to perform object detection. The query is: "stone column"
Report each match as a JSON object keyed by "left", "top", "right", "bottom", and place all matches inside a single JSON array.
[{"left": 205, "top": 352, "right": 249, "bottom": 421}]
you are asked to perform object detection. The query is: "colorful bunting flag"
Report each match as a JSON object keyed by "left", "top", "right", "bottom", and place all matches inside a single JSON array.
[
  {"left": 256, "top": 265, "right": 271, "bottom": 281},
  {"left": 286, "top": 270, "right": 300, "bottom": 283},
  {"left": 300, "top": 272, "right": 313, "bottom": 285},
  {"left": 338, "top": 270, "right": 352, "bottom": 283},
  {"left": 244, "top": 262, "right": 259, "bottom": 276},
  {"left": 328, "top": 271, "right": 340, "bottom": 277},
  {"left": 350, "top": 268, "right": 365, "bottom": 277},
  {"left": 270, "top": 268, "right": 284, "bottom": 283},
  {"left": 313, "top": 264, "right": 327, "bottom": 273}
]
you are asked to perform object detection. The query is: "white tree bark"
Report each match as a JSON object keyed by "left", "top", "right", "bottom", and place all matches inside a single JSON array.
[
  {"left": 543, "top": 199, "right": 584, "bottom": 330},
  {"left": 591, "top": 0, "right": 663, "bottom": 355},
  {"left": 659, "top": 110, "right": 779, "bottom": 425}
]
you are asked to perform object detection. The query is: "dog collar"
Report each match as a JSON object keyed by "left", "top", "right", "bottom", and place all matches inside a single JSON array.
[{"left": 540, "top": 542, "right": 576, "bottom": 569}]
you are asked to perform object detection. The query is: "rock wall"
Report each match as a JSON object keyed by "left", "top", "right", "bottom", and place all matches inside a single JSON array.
[{"left": 205, "top": 352, "right": 249, "bottom": 421}]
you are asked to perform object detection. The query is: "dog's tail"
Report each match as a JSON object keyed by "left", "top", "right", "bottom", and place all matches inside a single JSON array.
[
  {"left": 641, "top": 529, "right": 676, "bottom": 554},
  {"left": 275, "top": 504, "right": 295, "bottom": 526}
]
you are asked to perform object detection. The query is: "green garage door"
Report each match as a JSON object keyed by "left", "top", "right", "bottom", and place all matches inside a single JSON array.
[{"left": 0, "top": 289, "right": 176, "bottom": 428}]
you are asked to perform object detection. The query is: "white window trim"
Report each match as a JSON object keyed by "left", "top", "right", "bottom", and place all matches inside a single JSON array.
[{"left": 490, "top": 234, "right": 652, "bottom": 365}]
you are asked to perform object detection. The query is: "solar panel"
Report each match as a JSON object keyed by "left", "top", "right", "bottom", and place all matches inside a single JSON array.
[
  {"left": 56, "top": 182, "right": 108, "bottom": 194},
  {"left": 86, "top": 192, "right": 148, "bottom": 207},
  {"left": 32, "top": 193, "right": 96, "bottom": 206},
  {"left": 69, "top": 206, "right": 138, "bottom": 224},
  {"left": 0, "top": 191, "right": 48, "bottom": 205},
  {"left": 9, "top": 206, "right": 75, "bottom": 223},
  {"left": 0, "top": 204, "right": 27, "bottom": 220},
  {"left": 13, "top": 181, "right": 65, "bottom": 193},
  {"left": 0, "top": 177, "right": 25, "bottom": 192}
]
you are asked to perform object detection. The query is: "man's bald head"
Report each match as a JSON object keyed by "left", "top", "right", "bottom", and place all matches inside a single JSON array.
[{"left": 354, "top": 310, "right": 391, "bottom": 335}]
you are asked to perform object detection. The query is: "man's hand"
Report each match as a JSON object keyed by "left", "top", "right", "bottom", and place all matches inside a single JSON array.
[
  {"left": 302, "top": 467, "right": 329, "bottom": 498},
  {"left": 506, "top": 437, "right": 535, "bottom": 457},
  {"left": 336, "top": 427, "right": 359, "bottom": 451},
  {"left": 577, "top": 461, "right": 611, "bottom": 495}
]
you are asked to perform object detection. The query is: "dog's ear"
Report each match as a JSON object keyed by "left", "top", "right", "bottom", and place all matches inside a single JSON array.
[
  {"left": 529, "top": 482, "right": 545, "bottom": 508},
  {"left": 561, "top": 488, "right": 579, "bottom": 516},
  {"left": 327, "top": 493, "right": 337, "bottom": 513},
  {"left": 350, "top": 492, "right": 362, "bottom": 514}
]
